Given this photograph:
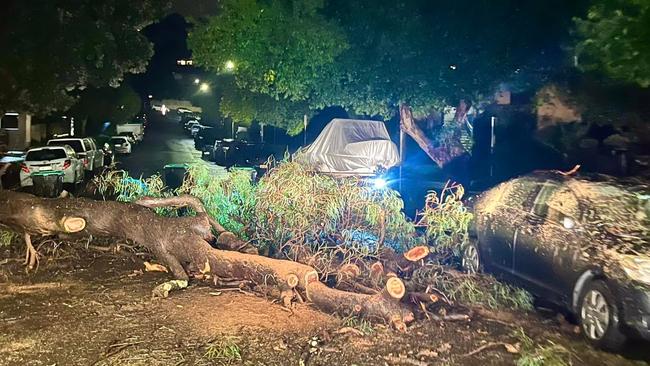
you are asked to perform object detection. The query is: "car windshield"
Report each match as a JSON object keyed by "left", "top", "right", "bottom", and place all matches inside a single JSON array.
[
  {"left": 26, "top": 148, "right": 66, "bottom": 161},
  {"left": 49, "top": 139, "right": 83, "bottom": 152},
  {"left": 111, "top": 137, "right": 126, "bottom": 144}
]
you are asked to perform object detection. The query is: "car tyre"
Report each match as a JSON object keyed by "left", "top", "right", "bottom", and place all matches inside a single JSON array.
[
  {"left": 578, "top": 280, "right": 627, "bottom": 351},
  {"left": 461, "top": 238, "right": 482, "bottom": 274}
]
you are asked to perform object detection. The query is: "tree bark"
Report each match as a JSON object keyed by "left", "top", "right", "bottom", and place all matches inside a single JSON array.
[
  {"left": 0, "top": 190, "right": 414, "bottom": 330},
  {"left": 399, "top": 103, "right": 464, "bottom": 168}
]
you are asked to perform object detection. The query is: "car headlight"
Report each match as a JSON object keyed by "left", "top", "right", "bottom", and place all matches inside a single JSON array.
[{"left": 621, "top": 255, "right": 650, "bottom": 285}]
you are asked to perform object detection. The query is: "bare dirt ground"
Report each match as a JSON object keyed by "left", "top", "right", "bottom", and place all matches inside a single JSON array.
[{"left": 1, "top": 246, "right": 649, "bottom": 366}]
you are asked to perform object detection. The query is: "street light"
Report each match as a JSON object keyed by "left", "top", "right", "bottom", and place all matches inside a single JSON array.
[
  {"left": 224, "top": 60, "right": 235, "bottom": 71},
  {"left": 194, "top": 78, "right": 200, "bottom": 84},
  {"left": 199, "top": 83, "right": 210, "bottom": 92}
]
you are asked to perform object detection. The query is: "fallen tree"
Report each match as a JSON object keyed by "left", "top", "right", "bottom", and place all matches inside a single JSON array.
[{"left": 0, "top": 190, "right": 414, "bottom": 330}]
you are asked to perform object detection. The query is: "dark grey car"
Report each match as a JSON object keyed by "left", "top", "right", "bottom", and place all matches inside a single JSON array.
[{"left": 465, "top": 171, "right": 650, "bottom": 350}]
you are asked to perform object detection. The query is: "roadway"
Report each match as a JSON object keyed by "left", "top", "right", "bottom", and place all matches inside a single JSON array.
[{"left": 117, "top": 112, "right": 225, "bottom": 178}]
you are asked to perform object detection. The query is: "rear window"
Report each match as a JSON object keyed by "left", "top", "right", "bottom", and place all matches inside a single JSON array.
[
  {"left": 26, "top": 148, "right": 67, "bottom": 161},
  {"left": 49, "top": 139, "right": 83, "bottom": 152},
  {"left": 111, "top": 137, "right": 127, "bottom": 144}
]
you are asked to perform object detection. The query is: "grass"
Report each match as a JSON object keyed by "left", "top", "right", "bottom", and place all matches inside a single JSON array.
[
  {"left": 412, "top": 265, "right": 534, "bottom": 311},
  {"left": 203, "top": 337, "right": 242, "bottom": 365},
  {"left": 0, "top": 229, "right": 17, "bottom": 247},
  {"left": 513, "top": 328, "right": 573, "bottom": 366},
  {"left": 341, "top": 315, "right": 375, "bottom": 335}
]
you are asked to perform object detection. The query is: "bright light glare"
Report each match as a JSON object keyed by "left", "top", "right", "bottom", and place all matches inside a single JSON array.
[
  {"left": 372, "top": 177, "right": 387, "bottom": 189},
  {"left": 194, "top": 78, "right": 200, "bottom": 84},
  {"left": 199, "top": 83, "right": 210, "bottom": 92},
  {"left": 161, "top": 104, "right": 169, "bottom": 116},
  {"left": 225, "top": 60, "right": 235, "bottom": 71}
]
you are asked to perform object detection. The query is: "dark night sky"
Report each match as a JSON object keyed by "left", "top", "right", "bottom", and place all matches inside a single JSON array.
[{"left": 128, "top": 13, "right": 193, "bottom": 99}]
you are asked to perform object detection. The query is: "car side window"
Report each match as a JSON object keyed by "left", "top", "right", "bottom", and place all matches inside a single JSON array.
[
  {"left": 504, "top": 179, "right": 542, "bottom": 212},
  {"left": 531, "top": 183, "right": 559, "bottom": 217},
  {"left": 532, "top": 183, "right": 580, "bottom": 225}
]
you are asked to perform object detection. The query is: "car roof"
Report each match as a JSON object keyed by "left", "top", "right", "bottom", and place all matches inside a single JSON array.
[
  {"left": 521, "top": 170, "right": 649, "bottom": 191},
  {"left": 29, "top": 145, "right": 68, "bottom": 151},
  {"left": 49, "top": 138, "right": 83, "bottom": 142}
]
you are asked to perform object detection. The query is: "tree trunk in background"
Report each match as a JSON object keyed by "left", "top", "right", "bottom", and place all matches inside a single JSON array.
[
  {"left": 0, "top": 190, "right": 414, "bottom": 330},
  {"left": 399, "top": 103, "right": 451, "bottom": 168}
]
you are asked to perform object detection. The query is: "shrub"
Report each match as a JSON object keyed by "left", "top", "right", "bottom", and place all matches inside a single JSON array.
[
  {"left": 416, "top": 182, "right": 473, "bottom": 263},
  {"left": 254, "top": 159, "right": 415, "bottom": 272}
]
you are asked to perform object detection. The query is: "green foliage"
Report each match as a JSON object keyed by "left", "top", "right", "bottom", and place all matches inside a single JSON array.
[
  {"left": 93, "top": 170, "right": 166, "bottom": 202},
  {"left": 514, "top": 328, "right": 573, "bottom": 366},
  {"left": 575, "top": 0, "right": 650, "bottom": 87},
  {"left": 416, "top": 183, "right": 473, "bottom": 260},
  {"left": 189, "top": 0, "right": 347, "bottom": 104},
  {"left": 189, "top": 0, "right": 586, "bottom": 133},
  {"left": 0, "top": 0, "right": 170, "bottom": 115},
  {"left": 219, "top": 82, "right": 311, "bottom": 134},
  {"left": 178, "top": 164, "right": 257, "bottom": 237},
  {"left": 0, "top": 229, "right": 17, "bottom": 247},
  {"left": 255, "top": 159, "right": 415, "bottom": 272},
  {"left": 203, "top": 337, "right": 242, "bottom": 365},
  {"left": 413, "top": 266, "right": 533, "bottom": 311}
]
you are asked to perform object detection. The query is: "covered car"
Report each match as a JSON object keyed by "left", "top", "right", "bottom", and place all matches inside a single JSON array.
[{"left": 302, "top": 119, "right": 399, "bottom": 176}]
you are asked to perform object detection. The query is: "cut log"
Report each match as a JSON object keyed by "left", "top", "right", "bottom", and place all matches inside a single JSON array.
[
  {"left": 404, "top": 246, "right": 430, "bottom": 262},
  {"left": 381, "top": 245, "right": 429, "bottom": 276},
  {"left": 0, "top": 190, "right": 414, "bottom": 329}
]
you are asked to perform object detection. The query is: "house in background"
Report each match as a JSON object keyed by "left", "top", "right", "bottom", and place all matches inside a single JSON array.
[
  {"left": 0, "top": 112, "right": 32, "bottom": 152},
  {"left": 0, "top": 112, "right": 53, "bottom": 154}
]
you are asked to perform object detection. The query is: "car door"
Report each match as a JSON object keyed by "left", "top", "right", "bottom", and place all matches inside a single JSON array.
[
  {"left": 479, "top": 178, "right": 542, "bottom": 273},
  {"left": 513, "top": 182, "right": 584, "bottom": 300},
  {"left": 84, "top": 139, "right": 100, "bottom": 170}
]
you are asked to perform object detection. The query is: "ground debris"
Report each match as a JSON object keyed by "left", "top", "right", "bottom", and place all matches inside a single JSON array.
[
  {"left": 383, "top": 354, "right": 430, "bottom": 366},
  {"left": 151, "top": 279, "right": 188, "bottom": 298}
]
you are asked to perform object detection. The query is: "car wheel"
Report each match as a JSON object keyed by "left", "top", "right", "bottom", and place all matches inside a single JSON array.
[
  {"left": 578, "top": 280, "right": 627, "bottom": 350},
  {"left": 461, "top": 239, "right": 481, "bottom": 274}
]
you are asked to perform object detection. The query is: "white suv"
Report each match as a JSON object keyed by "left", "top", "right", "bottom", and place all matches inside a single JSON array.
[
  {"left": 47, "top": 138, "right": 103, "bottom": 172},
  {"left": 20, "top": 145, "right": 84, "bottom": 187}
]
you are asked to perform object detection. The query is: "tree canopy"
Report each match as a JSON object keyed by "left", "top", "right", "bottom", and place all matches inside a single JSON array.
[
  {"left": 188, "top": 0, "right": 588, "bottom": 166},
  {"left": 0, "top": 0, "right": 170, "bottom": 115},
  {"left": 189, "top": 0, "right": 586, "bottom": 126},
  {"left": 574, "top": 0, "right": 650, "bottom": 87},
  {"left": 70, "top": 85, "right": 141, "bottom": 122}
]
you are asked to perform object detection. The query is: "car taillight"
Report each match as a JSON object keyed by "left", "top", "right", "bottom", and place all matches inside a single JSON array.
[
  {"left": 63, "top": 160, "right": 71, "bottom": 169},
  {"left": 20, "top": 164, "right": 30, "bottom": 173}
]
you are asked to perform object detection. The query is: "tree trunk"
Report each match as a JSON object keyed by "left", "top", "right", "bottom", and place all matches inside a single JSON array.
[
  {"left": 399, "top": 104, "right": 451, "bottom": 168},
  {"left": 0, "top": 190, "right": 414, "bottom": 330}
]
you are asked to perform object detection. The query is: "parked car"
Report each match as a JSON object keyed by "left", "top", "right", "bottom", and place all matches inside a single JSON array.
[
  {"left": 189, "top": 124, "right": 203, "bottom": 137},
  {"left": 195, "top": 126, "right": 225, "bottom": 155},
  {"left": 184, "top": 120, "right": 200, "bottom": 133},
  {"left": 118, "top": 132, "right": 138, "bottom": 145},
  {"left": 210, "top": 139, "right": 285, "bottom": 169},
  {"left": 466, "top": 171, "right": 650, "bottom": 350},
  {"left": 111, "top": 136, "right": 132, "bottom": 154},
  {"left": 301, "top": 118, "right": 399, "bottom": 177},
  {"left": 47, "top": 137, "right": 103, "bottom": 173},
  {"left": 116, "top": 123, "right": 144, "bottom": 142},
  {"left": 20, "top": 145, "right": 84, "bottom": 187},
  {"left": 179, "top": 114, "right": 201, "bottom": 126}
]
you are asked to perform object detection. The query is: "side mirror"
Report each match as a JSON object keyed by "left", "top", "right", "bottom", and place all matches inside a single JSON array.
[{"left": 562, "top": 216, "right": 576, "bottom": 230}]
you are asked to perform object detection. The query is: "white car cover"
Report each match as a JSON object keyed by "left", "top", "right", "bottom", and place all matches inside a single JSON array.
[{"left": 303, "top": 118, "right": 400, "bottom": 175}]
